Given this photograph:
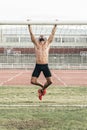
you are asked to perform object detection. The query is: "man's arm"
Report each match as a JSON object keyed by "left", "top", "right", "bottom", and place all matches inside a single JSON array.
[
  {"left": 28, "top": 25, "right": 37, "bottom": 45},
  {"left": 47, "top": 25, "right": 57, "bottom": 44}
]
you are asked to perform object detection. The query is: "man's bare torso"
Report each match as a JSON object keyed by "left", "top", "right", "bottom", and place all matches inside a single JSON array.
[
  {"left": 35, "top": 41, "right": 50, "bottom": 64},
  {"left": 28, "top": 24, "right": 57, "bottom": 64}
]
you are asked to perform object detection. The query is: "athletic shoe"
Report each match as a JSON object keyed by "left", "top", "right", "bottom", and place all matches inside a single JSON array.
[
  {"left": 42, "top": 89, "right": 46, "bottom": 96},
  {"left": 38, "top": 89, "right": 43, "bottom": 100}
]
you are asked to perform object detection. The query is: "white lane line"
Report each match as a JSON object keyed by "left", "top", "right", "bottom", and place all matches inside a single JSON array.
[
  {"left": 0, "top": 71, "right": 23, "bottom": 86},
  {"left": 58, "top": 71, "right": 87, "bottom": 74},
  {"left": 52, "top": 72, "right": 67, "bottom": 87},
  {"left": 0, "top": 104, "right": 87, "bottom": 108}
]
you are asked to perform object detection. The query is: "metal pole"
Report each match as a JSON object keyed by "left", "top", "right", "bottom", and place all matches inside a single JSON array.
[{"left": 0, "top": 20, "right": 87, "bottom": 25}]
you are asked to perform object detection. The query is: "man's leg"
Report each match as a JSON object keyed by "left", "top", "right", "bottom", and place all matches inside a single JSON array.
[
  {"left": 42, "top": 77, "right": 52, "bottom": 91},
  {"left": 37, "top": 77, "right": 52, "bottom": 100},
  {"left": 31, "top": 77, "right": 44, "bottom": 100},
  {"left": 31, "top": 77, "right": 43, "bottom": 88}
]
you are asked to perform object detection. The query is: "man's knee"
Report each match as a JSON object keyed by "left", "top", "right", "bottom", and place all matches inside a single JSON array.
[
  {"left": 31, "top": 78, "right": 37, "bottom": 85},
  {"left": 48, "top": 80, "right": 52, "bottom": 85},
  {"left": 47, "top": 78, "right": 53, "bottom": 85}
]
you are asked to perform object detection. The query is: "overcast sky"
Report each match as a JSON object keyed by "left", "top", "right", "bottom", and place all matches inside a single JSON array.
[{"left": 0, "top": 0, "right": 87, "bottom": 21}]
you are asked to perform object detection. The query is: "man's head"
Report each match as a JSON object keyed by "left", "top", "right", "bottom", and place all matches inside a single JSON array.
[{"left": 38, "top": 35, "right": 47, "bottom": 42}]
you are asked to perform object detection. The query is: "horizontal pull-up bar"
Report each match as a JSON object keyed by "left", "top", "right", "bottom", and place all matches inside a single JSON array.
[{"left": 0, "top": 20, "right": 87, "bottom": 25}]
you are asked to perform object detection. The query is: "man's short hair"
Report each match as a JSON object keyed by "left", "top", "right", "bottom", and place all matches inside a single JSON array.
[
  {"left": 39, "top": 37, "right": 45, "bottom": 42},
  {"left": 38, "top": 35, "right": 47, "bottom": 42}
]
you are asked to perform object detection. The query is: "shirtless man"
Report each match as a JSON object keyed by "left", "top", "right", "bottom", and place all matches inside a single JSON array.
[{"left": 28, "top": 24, "right": 57, "bottom": 100}]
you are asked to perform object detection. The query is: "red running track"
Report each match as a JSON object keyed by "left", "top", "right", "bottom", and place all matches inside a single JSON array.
[{"left": 0, "top": 69, "right": 87, "bottom": 86}]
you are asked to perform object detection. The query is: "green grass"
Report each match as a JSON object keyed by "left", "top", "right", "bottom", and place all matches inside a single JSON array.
[{"left": 0, "top": 86, "right": 87, "bottom": 130}]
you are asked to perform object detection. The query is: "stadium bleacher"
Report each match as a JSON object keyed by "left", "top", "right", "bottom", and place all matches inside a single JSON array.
[{"left": 0, "top": 25, "right": 87, "bottom": 69}]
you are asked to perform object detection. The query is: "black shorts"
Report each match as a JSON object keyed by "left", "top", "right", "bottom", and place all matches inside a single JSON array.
[{"left": 32, "top": 64, "right": 52, "bottom": 78}]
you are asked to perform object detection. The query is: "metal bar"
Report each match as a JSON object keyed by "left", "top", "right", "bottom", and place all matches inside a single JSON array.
[{"left": 0, "top": 20, "right": 87, "bottom": 25}]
